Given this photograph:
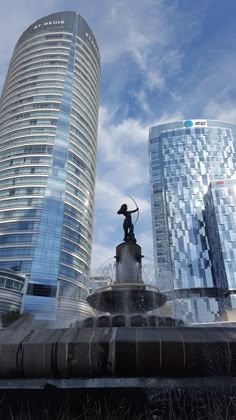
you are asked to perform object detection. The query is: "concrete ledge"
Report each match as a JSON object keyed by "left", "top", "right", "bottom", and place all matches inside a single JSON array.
[
  {"left": 0, "top": 377, "right": 235, "bottom": 389},
  {"left": 0, "top": 327, "right": 235, "bottom": 379}
]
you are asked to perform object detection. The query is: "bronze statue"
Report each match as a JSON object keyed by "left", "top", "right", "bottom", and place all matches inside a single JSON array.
[{"left": 117, "top": 203, "right": 138, "bottom": 242}]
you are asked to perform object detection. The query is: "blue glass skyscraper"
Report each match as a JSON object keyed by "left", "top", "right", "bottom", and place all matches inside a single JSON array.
[
  {"left": 0, "top": 12, "right": 100, "bottom": 319},
  {"left": 204, "top": 179, "right": 236, "bottom": 312},
  {"left": 149, "top": 120, "right": 236, "bottom": 322}
]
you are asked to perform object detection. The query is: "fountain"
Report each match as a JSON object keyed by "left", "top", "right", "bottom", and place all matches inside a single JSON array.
[
  {"left": 87, "top": 240, "right": 166, "bottom": 313},
  {"left": 0, "top": 203, "right": 235, "bottom": 418},
  {"left": 84, "top": 238, "right": 184, "bottom": 328},
  {"left": 82, "top": 201, "right": 183, "bottom": 328}
]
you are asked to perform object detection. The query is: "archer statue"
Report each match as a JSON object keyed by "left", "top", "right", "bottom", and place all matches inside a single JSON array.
[{"left": 117, "top": 202, "right": 139, "bottom": 242}]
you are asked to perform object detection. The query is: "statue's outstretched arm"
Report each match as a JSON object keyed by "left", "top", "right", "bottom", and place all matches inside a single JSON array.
[{"left": 130, "top": 208, "right": 138, "bottom": 214}]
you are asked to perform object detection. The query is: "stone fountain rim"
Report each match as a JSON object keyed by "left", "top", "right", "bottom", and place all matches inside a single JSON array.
[
  {"left": 87, "top": 283, "right": 167, "bottom": 312},
  {"left": 89, "top": 283, "right": 162, "bottom": 294}
]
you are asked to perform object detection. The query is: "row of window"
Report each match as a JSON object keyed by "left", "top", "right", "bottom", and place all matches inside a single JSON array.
[
  {"left": 0, "top": 166, "right": 49, "bottom": 178},
  {"left": 0, "top": 260, "right": 31, "bottom": 272},
  {"left": 61, "top": 238, "right": 89, "bottom": 259},
  {"left": 70, "top": 102, "right": 97, "bottom": 137},
  {"left": 0, "top": 99, "right": 60, "bottom": 122},
  {"left": 3, "top": 73, "right": 66, "bottom": 104},
  {"left": 1, "top": 118, "right": 57, "bottom": 135},
  {"left": 65, "top": 181, "right": 91, "bottom": 208},
  {"left": 64, "top": 193, "right": 93, "bottom": 224},
  {"left": 60, "top": 250, "right": 88, "bottom": 270},
  {"left": 0, "top": 156, "right": 50, "bottom": 170},
  {"left": 64, "top": 203, "right": 92, "bottom": 230},
  {"left": 73, "top": 71, "right": 99, "bottom": 111},
  {"left": 0, "top": 134, "right": 54, "bottom": 152},
  {"left": 62, "top": 225, "right": 91, "bottom": 249},
  {"left": 3, "top": 63, "right": 66, "bottom": 103},
  {"left": 68, "top": 140, "right": 95, "bottom": 173},
  {"left": 0, "top": 126, "right": 56, "bottom": 143},
  {"left": 67, "top": 166, "right": 94, "bottom": 197},
  {"left": 14, "top": 40, "right": 71, "bottom": 63},
  {"left": 76, "top": 36, "right": 99, "bottom": 74},
  {"left": 0, "top": 247, "right": 34, "bottom": 257},
  {"left": 75, "top": 53, "right": 99, "bottom": 89},
  {"left": 0, "top": 221, "right": 39, "bottom": 231},
  {"left": 59, "top": 263, "right": 89, "bottom": 279},
  {"left": 74, "top": 60, "right": 99, "bottom": 98},
  {"left": 68, "top": 150, "right": 94, "bottom": 179},
  {"left": 5, "top": 50, "right": 69, "bottom": 88},
  {"left": 27, "top": 283, "right": 57, "bottom": 297},
  {"left": 0, "top": 209, "right": 41, "bottom": 219},
  {"left": 70, "top": 123, "right": 96, "bottom": 158},
  {"left": 0, "top": 277, "right": 24, "bottom": 291},
  {"left": 1, "top": 85, "right": 63, "bottom": 112},
  {"left": 0, "top": 176, "right": 47, "bottom": 188},
  {"left": 72, "top": 75, "right": 98, "bottom": 118},
  {"left": 15, "top": 33, "right": 72, "bottom": 61},
  {"left": 63, "top": 214, "right": 91, "bottom": 240},
  {"left": 0, "top": 145, "right": 53, "bottom": 160},
  {"left": 72, "top": 91, "right": 97, "bottom": 131},
  {"left": 9, "top": 110, "right": 59, "bottom": 122},
  {"left": 0, "top": 186, "right": 45, "bottom": 198},
  {"left": 0, "top": 197, "right": 43, "bottom": 209},
  {"left": 59, "top": 281, "right": 88, "bottom": 300},
  {"left": 0, "top": 94, "right": 62, "bottom": 115},
  {"left": 2, "top": 77, "right": 65, "bottom": 104}
]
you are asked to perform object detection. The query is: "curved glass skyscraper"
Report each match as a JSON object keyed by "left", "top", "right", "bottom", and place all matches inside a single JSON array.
[
  {"left": 0, "top": 12, "right": 100, "bottom": 319},
  {"left": 149, "top": 120, "right": 236, "bottom": 322}
]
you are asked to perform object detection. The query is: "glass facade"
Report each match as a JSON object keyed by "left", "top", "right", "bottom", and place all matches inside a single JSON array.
[
  {"left": 0, "top": 12, "right": 100, "bottom": 319},
  {"left": 149, "top": 120, "right": 236, "bottom": 322},
  {"left": 0, "top": 269, "right": 25, "bottom": 316},
  {"left": 204, "top": 180, "right": 236, "bottom": 311}
]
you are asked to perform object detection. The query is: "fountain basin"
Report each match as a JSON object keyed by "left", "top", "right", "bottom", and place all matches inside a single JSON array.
[
  {"left": 0, "top": 324, "right": 235, "bottom": 379},
  {"left": 87, "top": 283, "right": 167, "bottom": 313}
]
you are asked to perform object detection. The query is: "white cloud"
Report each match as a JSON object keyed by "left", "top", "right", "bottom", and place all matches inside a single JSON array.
[
  {"left": 98, "top": 106, "right": 148, "bottom": 160},
  {"left": 91, "top": 242, "right": 115, "bottom": 271},
  {"left": 95, "top": 179, "right": 151, "bottom": 213},
  {"left": 97, "top": 105, "right": 183, "bottom": 166},
  {"left": 204, "top": 100, "right": 236, "bottom": 123},
  {"left": 97, "top": 0, "right": 206, "bottom": 105}
]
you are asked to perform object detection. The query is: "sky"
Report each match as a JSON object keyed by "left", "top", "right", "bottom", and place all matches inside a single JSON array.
[{"left": 0, "top": 0, "right": 236, "bottom": 272}]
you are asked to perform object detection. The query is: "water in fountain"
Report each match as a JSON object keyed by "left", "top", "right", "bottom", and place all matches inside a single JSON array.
[{"left": 94, "top": 255, "right": 157, "bottom": 286}]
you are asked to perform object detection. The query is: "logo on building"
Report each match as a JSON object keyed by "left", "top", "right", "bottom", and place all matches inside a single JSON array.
[
  {"left": 34, "top": 21, "right": 64, "bottom": 30},
  {"left": 183, "top": 120, "right": 193, "bottom": 128},
  {"left": 183, "top": 120, "right": 207, "bottom": 128}
]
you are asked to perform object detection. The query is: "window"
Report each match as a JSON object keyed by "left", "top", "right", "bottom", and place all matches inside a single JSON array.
[{"left": 27, "top": 283, "right": 57, "bottom": 297}]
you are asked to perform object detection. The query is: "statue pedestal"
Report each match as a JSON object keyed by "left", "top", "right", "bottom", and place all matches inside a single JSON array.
[{"left": 115, "top": 241, "right": 143, "bottom": 284}]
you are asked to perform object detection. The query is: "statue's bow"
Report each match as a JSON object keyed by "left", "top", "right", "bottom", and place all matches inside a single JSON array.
[{"left": 127, "top": 194, "right": 139, "bottom": 226}]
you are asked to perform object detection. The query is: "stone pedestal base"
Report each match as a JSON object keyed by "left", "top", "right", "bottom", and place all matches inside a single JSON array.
[{"left": 115, "top": 241, "right": 142, "bottom": 284}]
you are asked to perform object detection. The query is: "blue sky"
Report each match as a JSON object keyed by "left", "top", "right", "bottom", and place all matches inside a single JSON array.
[{"left": 0, "top": 0, "right": 236, "bottom": 271}]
